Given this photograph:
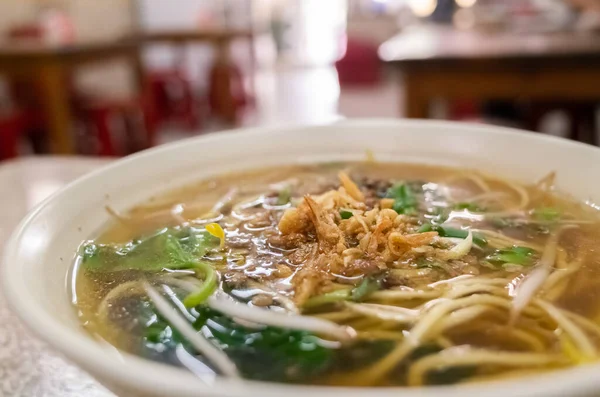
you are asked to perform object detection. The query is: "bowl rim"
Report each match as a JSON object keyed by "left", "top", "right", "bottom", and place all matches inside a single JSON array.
[{"left": 4, "top": 118, "right": 600, "bottom": 397}]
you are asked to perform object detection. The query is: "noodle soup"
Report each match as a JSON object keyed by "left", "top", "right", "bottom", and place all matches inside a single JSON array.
[{"left": 72, "top": 162, "right": 600, "bottom": 387}]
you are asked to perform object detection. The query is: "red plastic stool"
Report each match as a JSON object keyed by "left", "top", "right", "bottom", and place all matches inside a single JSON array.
[
  {"left": 0, "top": 109, "right": 46, "bottom": 160},
  {"left": 208, "top": 60, "right": 248, "bottom": 124},
  {"left": 78, "top": 94, "right": 156, "bottom": 157},
  {"left": 0, "top": 111, "right": 25, "bottom": 160},
  {"left": 449, "top": 100, "right": 480, "bottom": 121},
  {"left": 148, "top": 70, "right": 201, "bottom": 131},
  {"left": 335, "top": 37, "right": 382, "bottom": 86}
]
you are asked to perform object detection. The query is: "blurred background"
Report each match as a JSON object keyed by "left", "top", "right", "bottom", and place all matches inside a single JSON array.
[{"left": 0, "top": 0, "right": 599, "bottom": 160}]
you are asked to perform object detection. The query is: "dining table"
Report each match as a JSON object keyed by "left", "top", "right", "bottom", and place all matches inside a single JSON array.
[
  {"left": 0, "top": 39, "right": 144, "bottom": 155},
  {"left": 379, "top": 26, "right": 600, "bottom": 124},
  {"left": 0, "top": 157, "right": 116, "bottom": 397}
]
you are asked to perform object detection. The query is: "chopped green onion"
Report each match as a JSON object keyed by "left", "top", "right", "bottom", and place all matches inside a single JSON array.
[
  {"left": 430, "top": 207, "right": 450, "bottom": 224},
  {"left": 340, "top": 209, "right": 354, "bottom": 220},
  {"left": 183, "top": 261, "right": 218, "bottom": 308},
  {"left": 276, "top": 187, "right": 291, "bottom": 205},
  {"left": 485, "top": 246, "right": 535, "bottom": 266},
  {"left": 417, "top": 223, "right": 433, "bottom": 233},
  {"left": 415, "top": 257, "right": 440, "bottom": 269},
  {"left": 385, "top": 183, "right": 418, "bottom": 214},
  {"left": 351, "top": 275, "right": 383, "bottom": 302},
  {"left": 532, "top": 207, "right": 561, "bottom": 222},
  {"left": 437, "top": 226, "right": 469, "bottom": 239},
  {"left": 418, "top": 224, "right": 488, "bottom": 247},
  {"left": 303, "top": 289, "right": 351, "bottom": 308}
]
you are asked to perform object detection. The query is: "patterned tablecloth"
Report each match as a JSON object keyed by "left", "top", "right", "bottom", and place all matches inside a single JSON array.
[{"left": 0, "top": 157, "right": 116, "bottom": 397}]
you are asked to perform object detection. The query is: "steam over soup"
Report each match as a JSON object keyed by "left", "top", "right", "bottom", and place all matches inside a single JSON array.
[{"left": 72, "top": 162, "right": 600, "bottom": 387}]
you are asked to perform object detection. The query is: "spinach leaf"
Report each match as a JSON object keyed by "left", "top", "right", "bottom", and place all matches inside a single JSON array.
[
  {"left": 80, "top": 227, "right": 219, "bottom": 273},
  {"left": 386, "top": 183, "right": 418, "bottom": 214},
  {"left": 144, "top": 307, "right": 334, "bottom": 382}
]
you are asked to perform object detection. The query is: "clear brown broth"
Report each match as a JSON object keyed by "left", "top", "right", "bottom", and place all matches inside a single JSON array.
[{"left": 73, "top": 162, "right": 600, "bottom": 387}]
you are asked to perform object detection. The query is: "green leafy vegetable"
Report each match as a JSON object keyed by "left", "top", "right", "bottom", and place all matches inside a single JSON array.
[
  {"left": 145, "top": 307, "right": 334, "bottom": 382},
  {"left": 340, "top": 209, "right": 354, "bottom": 219},
  {"left": 276, "top": 187, "right": 291, "bottom": 205},
  {"left": 532, "top": 207, "right": 561, "bottom": 222},
  {"left": 303, "top": 289, "right": 351, "bottom": 308},
  {"left": 437, "top": 226, "right": 488, "bottom": 247},
  {"left": 429, "top": 207, "right": 450, "bottom": 225},
  {"left": 304, "top": 274, "right": 385, "bottom": 307},
  {"left": 351, "top": 275, "right": 384, "bottom": 301},
  {"left": 415, "top": 257, "right": 442, "bottom": 269},
  {"left": 81, "top": 227, "right": 220, "bottom": 309},
  {"left": 417, "top": 223, "right": 433, "bottom": 233},
  {"left": 386, "top": 183, "right": 418, "bottom": 214},
  {"left": 418, "top": 224, "right": 487, "bottom": 246},
  {"left": 486, "top": 246, "right": 536, "bottom": 266},
  {"left": 80, "top": 227, "right": 219, "bottom": 273}
]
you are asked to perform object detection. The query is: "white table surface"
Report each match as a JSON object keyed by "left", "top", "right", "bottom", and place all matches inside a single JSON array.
[{"left": 0, "top": 157, "right": 116, "bottom": 397}]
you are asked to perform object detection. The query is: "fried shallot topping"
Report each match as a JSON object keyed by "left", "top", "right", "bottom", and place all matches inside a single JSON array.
[{"left": 274, "top": 173, "right": 439, "bottom": 305}]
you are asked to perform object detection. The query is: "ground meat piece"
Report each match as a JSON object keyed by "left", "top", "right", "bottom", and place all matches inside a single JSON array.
[
  {"left": 360, "top": 178, "right": 391, "bottom": 209},
  {"left": 251, "top": 294, "right": 274, "bottom": 307},
  {"left": 386, "top": 267, "right": 441, "bottom": 287},
  {"left": 343, "top": 258, "right": 384, "bottom": 277},
  {"left": 460, "top": 254, "right": 479, "bottom": 266},
  {"left": 362, "top": 193, "right": 376, "bottom": 210},
  {"left": 268, "top": 232, "right": 311, "bottom": 250},
  {"left": 244, "top": 210, "right": 276, "bottom": 229},
  {"left": 223, "top": 271, "right": 248, "bottom": 289},
  {"left": 286, "top": 243, "right": 317, "bottom": 265},
  {"left": 448, "top": 260, "right": 481, "bottom": 275},
  {"left": 361, "top": 177, "right": 392, "bottom": 198},
  {"left": 273, "top": 263, "right": 293, "bottom": 278}
]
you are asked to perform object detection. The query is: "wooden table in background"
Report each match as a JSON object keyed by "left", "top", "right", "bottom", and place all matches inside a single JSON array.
[
  {"left": 380, "top": 27, "right": 600, "bottom": 123},
  {"left": 142, "top": 28, "right": 255, "bottom": 47},
  {"left": 0, "top": 40, "right": 143, "bottom": 154}
]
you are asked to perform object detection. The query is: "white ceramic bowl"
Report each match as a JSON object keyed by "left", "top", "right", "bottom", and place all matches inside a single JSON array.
[{"left": 3, "top": 119, "right": 600, "bottom": 397}]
